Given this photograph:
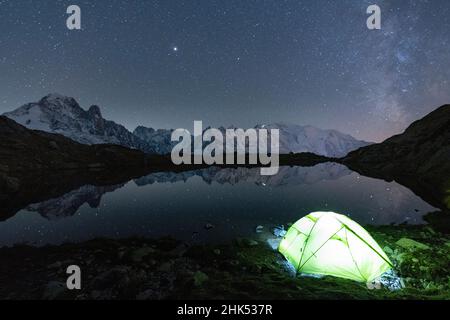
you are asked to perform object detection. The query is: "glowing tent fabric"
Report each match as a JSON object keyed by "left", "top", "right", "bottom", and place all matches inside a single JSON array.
[{"left": 278, "top": 212, "right": 393, "bottom": 282}]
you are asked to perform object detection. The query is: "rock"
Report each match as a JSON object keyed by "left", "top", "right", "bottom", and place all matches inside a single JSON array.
[
  {"left": 158, "top": 261, "right": 173, "bottom": 272},
  {"left": 383, "top": 246, "right": 394, "bottom": 255},
  {"left": 273, "top": 226, "right": 287, "bottom": 238},
  {"left": 169, "top": 244, "right": 187, "bottom": 258},
  {"left": 250, "top": 264, "right": 262, "bottom": 273},
  {"left": 42, "top": 281, "right": 66, "bottom": 300},
  {"left": 88, "top": 163, "right": 105, "bottom": 169},
  {"left": 49, "top": 141, "right": 59, "bottom": 150},
  {"left": 91, "top": 290, "right": 103, "bottom": 299},
  {"left": 91, "top": 266, "right": 129, "bottom": 290},
  {"left": 136, "top": 289, "right": 156, "bottom": 300},
  {"left": 204, "top": 223, "right": 215, "bottom": 230},
  {"left": 117, "top": 251, "right": 126, "bottom": 260},
  {"left": 391, "top": 250, "right": 406, "bottom": 265},
  {"left": 235, "top": 238, "right": 259, "bottom": 247},
  {"left": 366, "top": 281, "right": 381, "bottom": 290},
  {"left": 47, "top": 261, "right": 63, "bottom": 269},
  {"left": 396, "top": 238, "right": 430, "bottom": 250},
  {"left": 220, "top": 259, "right": 240, "bottom": 271},
  {"left": 193, "top": 271, "right": 209, "bottom": 287},
  {"left": 130, "top": 247, "right": 155, "bottom": 262},
  {"left": 267, "top": 238, "right": 281, "bottom": 250},
  {"left": 255, "top": 225, "right": 264, "bottom": 233},
  {"left": 0, "top": 174, "right": 20, "bottom": 193}
]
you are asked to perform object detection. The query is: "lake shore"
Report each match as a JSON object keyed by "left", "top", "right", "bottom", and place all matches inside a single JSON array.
[{"left": 0, "top": 223, "right": 448, "bottom": 300}]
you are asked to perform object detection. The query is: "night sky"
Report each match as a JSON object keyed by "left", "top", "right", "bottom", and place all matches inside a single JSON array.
[{"left": 0, "top": 0, "right": 449, "bottom": 142}]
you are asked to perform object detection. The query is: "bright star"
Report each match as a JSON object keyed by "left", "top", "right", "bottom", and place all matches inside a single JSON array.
[{"left": 173, "top": 46, "right": 178, "bottom": 52}]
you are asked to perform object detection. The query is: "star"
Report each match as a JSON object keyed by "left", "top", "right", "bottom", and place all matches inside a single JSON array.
[{"left": 173, "top": 46, "right": 178, "bottom": 52}]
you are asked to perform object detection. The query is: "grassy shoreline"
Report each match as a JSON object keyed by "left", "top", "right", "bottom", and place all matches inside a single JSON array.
[{"left": 0, "top": 223, "right": 448, "bottom": 300}]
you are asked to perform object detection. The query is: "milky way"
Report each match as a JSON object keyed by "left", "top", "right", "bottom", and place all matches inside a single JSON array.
[{"left": 0, "top": 0, "right": 449, "bottom": 142}]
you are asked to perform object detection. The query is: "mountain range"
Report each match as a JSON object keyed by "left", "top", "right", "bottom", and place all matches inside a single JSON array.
[
  {"left": 1, "top": 99, "right": 449, "bottom": 216},
  {"left": 3, "top": 94, "right": 371, "bottom": 158},
  {"left": 3, "top": 94, "right": 156, "bottom": 153}
]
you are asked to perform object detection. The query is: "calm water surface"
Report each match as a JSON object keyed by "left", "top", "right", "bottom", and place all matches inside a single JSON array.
[{"left": 0, "top": 163, "right": 436, "bottom": 247}]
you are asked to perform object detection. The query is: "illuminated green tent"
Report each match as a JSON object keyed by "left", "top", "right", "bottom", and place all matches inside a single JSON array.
[{"left": 278, "top": 212, "right": 393, "bottom": 282}]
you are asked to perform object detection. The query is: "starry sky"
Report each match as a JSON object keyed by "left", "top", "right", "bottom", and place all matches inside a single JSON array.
[{"left": 0, "top": 0, "right": 449, "bottom": 142}]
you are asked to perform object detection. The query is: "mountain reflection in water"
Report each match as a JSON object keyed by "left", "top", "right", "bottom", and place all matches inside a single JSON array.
[{"left": 0, "top": 163, "right": 437, "bottom": 246}]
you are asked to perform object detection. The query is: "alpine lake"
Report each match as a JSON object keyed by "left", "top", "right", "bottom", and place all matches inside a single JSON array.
[{"left": 0, "top": 163, "right": 449, "bottom": 300}]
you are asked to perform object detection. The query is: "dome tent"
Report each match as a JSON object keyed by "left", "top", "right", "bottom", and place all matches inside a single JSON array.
[{"left": 278, "top": 212, "right": 393, "bottom": 282}]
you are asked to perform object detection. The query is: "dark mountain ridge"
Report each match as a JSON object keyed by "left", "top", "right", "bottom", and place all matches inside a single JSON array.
[
  {"left": 0, "top": 115, "right": 154, "bottom": 195},
  {"left": 343, "top": 104, "right": 450, "bottom": 210}
]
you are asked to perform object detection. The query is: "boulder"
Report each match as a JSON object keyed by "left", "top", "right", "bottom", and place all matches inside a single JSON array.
[{"left": 396, "top": 238, "right": 430, "bottom": 250}]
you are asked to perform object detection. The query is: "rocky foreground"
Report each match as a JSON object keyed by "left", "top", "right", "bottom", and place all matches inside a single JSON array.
[{"left": 0, "top": 224, "right": 449, "bottom": 300}]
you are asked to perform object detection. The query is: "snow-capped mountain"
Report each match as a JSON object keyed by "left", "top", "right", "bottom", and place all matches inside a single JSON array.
[
  {"left": 3, "top": 94, "right": 371, "bottom": 157},
  {"left": 133, "top": 126, "right": 175, "bottom": 155},
  {"left": 134, "top": 123, "right": 370, "bottom": 158},
  {"left": 3, "top": 94, "right": 155, "bottom": 153},
  {"left": 255, "top": 123, "right": 371, "bottom": 157}
]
